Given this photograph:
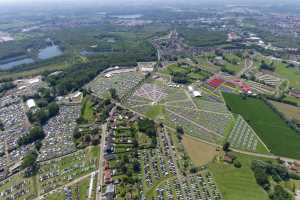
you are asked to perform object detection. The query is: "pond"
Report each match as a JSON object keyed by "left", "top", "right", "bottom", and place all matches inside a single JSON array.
[{"left": 38, "top": 44, "right": 63, "bottom": 60}]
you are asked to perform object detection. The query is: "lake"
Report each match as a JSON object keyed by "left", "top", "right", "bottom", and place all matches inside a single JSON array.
[
  {"left": 38, "top": 45, "right": 63, "bottom": 60},
  {"left": 112, "top": 14, "right": 142, "bottom": 19},
  {"left": 0, "top": 57, "right": 34, "bottom": 70}
]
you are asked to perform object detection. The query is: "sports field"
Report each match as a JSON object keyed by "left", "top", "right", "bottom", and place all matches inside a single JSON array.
[{"left": 223, "top": 93, "right": 300, "bottom": 159}]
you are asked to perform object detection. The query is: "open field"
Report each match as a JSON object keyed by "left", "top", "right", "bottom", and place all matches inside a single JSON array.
[
  {"left": 182, "top": 135, "right": 219, "bottom": 166},
  {"left": 208, "top": 153, "right": 270, "bottom": 200},
  {"left": 223, "top": 93, "right": 300, "bottom": 159},
  {"left": 269, "top": 100, "right": 300, "bottom": 121},
  {"left": 274, "top": 61, "right": 300, "bottom": 89}
]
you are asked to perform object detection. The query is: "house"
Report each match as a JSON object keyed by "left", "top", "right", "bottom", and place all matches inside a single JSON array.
[
  {"left": 105, "top": 183, "right": 115, "bottom": 200},
  {"left": 104, "top": 169, "right": 112, "bottom": 184},
  {"left": 223, "top": 155, "right": 233, "bottom": 164}
]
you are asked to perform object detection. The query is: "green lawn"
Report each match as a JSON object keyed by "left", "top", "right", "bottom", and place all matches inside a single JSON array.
[
  {"left": 223, "top": 93, "right": 300, "bottom": 159},
  {"left": 208, "top": 153, "right": 269, "bottom": 200},
  {"left": 145, "top": 104, "right": 165, "bottom": 120},
  {"left": 274, "top": 61, "right": 300, "bottom": 89},
  {"left": 81, "top": 97, "right": 95, "bottom": 123}
]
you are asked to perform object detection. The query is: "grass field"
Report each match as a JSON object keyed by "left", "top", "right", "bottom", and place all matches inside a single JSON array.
[
  {"left": 81, "top": 96, "right": 95, "bottom": 123},
  {"left": 283, "top": 95, "right": 300, "bottom": 107},
  {"left": 269, "top": 100, "right": 300, "bottom": 121},
  {"left": 182, "top": 135, "right": 219, "bottom": 166},
  {"left": 145, "top": 104, "right": 165, "bottom": 120},
  {"left": 208, "top": 153, "right": 269, "bottom": 200},
  {"left": 223, "top": 93, "right": 300, "bottom": 159},
  {"left": 274, "top": 61, "right": 300, "bottom": 89}
]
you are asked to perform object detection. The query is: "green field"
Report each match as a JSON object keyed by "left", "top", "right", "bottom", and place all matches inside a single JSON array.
[
  {"left": 223, "top": 93, "right": 300, "bottom": 159},
  {"left": 274, "top": 61, "right": 300, "bottom": 89},
  {"left": 209, "top": 153, "right": 269, "bottom": 200},
  {"left": 81, "top": 96, "right": 95, "bottom": 123},
  {"left": 145, "top": 104, "right": 165, "bottom": 120}
]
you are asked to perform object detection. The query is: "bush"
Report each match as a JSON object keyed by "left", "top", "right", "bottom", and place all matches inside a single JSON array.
[{"left": 233, "top": 160, "right": 242, "bottom": 168}]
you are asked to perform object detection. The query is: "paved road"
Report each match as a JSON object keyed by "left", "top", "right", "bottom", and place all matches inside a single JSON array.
[{"left": 96, "top": 123, "right": 107, "bottom": 200}]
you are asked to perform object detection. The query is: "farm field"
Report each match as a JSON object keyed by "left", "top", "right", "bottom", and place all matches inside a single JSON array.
[
  {"left": 269, "top": 100, "right": 300, "bottom": 121},
  {"left": 223, "top": 93, "right": 300, "bottom": 159},
  {"left": 208, "top": 153, "right": 270, "bottom": 200},
  {"left": 182, "top": 135, "right": 220, "bottom": 166}
]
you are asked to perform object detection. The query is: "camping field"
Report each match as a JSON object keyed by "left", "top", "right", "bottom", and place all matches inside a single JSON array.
[{"left": 223, "top": 93, "right": 300, "bottom": 159}]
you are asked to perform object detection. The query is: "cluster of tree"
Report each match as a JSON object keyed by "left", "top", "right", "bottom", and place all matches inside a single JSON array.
[
  {"left": 0, "top": 81, "right": 16, "bottom": 94},
  {"left": 27, "top": 102, "right": 59, "bottom": 125},
  {"left": 177, "top": 27, "right": 228, "bottom": 47},
  {"left": 47, "top": 51, "right": 149, "bottom": 96},
  {"left": 176, "top": 126, "right": 184, "bottom": 140},
  {"left": 221, "top": 66, "right": 235, "bottom": 75},
  {"left": 137, "top": 118, "right": 157, "bottom": 147},
  {"left": 73, "top": 126, "right": 100, "bottom": 148},
  {"left": 260, "top": 60, "right": 275, "bottom": 71},
  {"left": 138, "top": 118, "right": 156, "bottom": 137},
  {"left": 251, "top": 160, "right": 296, "bottom": 200},
  {"left": 21, "top": 150, "right": 39, "bottom": 177},
  {"left": 18, "top": 126, "right": 45, "bottom": 146},
  {"left": 109, "top": 88, "right": 119, "bottom": 100},
  {"left": 171, "top": 70, "right": 189, "bottom": 84}
]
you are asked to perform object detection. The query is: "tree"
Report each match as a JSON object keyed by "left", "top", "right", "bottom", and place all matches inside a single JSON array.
[
  {"left": 22, "top": 151, "right": 38, "bottom": 169},
  {"left": 0, "top": 120, "right": 4, "bottom": 131},
  {"left": 109, "top": 88, "right": 118, "bottom": 100},
  {"left": 223, "top": 142, "right": 230, "bottom": 152},
  {"left": 271, "top": 185, "right": 293, "bottom": 200},
  {"left": 47, "top": 102, "right": 59, "bottom": 117}
]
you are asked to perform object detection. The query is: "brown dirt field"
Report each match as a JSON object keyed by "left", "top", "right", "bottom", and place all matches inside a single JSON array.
[
  {"left": 269, "top": 100, "right": 300, "bottom": 121},
  {"left": 182, "top": 135, "right": 219, "bottom": 166}
]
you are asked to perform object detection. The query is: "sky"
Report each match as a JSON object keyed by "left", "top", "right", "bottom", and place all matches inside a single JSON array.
[{"left": 0, "top": 0, "right": 299, "bottom": 7}]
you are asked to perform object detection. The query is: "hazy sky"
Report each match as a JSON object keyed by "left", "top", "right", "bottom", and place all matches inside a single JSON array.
[{"left": 0, "top": 0, "right": 299, "bottom": 7}]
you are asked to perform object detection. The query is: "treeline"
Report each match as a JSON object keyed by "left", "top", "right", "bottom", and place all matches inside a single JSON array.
[{"left": 261, "top": 96, "right": 300, "bottom": 133}]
